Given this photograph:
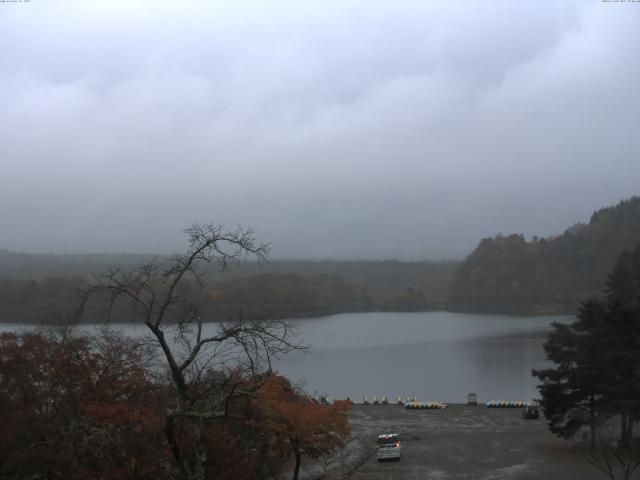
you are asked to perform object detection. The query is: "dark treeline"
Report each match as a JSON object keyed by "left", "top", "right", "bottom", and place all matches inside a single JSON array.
[
  {"left": 0, "top": 257, "right": 457, "bottom": 324},
  {"left": 448, "top": 196, "right": 640, "bottom": 314}
]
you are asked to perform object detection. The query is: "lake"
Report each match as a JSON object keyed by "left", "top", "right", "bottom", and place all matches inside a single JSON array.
[
  {"left": 0, "top": 311, "right": 569, "bottom": 404},
  {"left": 275, "top": 312, "right": 568, "bottom": 403}
]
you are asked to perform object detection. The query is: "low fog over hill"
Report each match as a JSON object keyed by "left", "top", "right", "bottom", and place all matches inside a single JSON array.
[{"left": 1, "top": 1, "right": 640, "bottom": 259}]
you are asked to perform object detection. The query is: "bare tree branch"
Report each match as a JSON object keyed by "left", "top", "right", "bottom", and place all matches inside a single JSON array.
[{"left": 80, "top": 223, "right": 303, "bottom": 480}]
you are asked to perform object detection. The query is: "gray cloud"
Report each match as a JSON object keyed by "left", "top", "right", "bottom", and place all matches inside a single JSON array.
[{"left": 1, "top": 0, "right": 639, "bottom": 259}]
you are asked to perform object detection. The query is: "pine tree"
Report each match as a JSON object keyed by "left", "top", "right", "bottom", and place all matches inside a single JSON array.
[
  {"left": 533, "top": 242, "right": 640, "bottom": 446},
  {"left": 533, "top": 299, "right": 608, "bottom": 446}
]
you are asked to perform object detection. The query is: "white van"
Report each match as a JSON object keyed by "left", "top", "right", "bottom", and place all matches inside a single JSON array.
[{"left": 377, "top": 433, "right": 402, "bottom": 461}]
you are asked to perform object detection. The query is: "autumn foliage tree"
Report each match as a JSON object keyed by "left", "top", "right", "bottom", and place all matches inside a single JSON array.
[
  {"left": 1, "top": 332, "right": 349, "bottom": 480},
  {"left": 251, "top": 374, "right": 351, "bottom": 480},
  {"left": 0, "top": 330, "right": 163, "bottom": 479}
]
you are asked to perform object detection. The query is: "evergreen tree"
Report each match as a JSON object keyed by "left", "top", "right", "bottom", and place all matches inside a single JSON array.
[
  {"left": 605, "top": 249, "right": 638, "bottom": 307},
  {"left": 533, "top": 243, "right": 640, "bottom": 446},
  {"left": 533, "top": 299, "right": 609, "bottom": 446}
]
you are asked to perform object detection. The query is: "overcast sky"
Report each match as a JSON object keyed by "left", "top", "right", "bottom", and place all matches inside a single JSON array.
[{"left": 1, "top": 0, "right": 639, "bottom": 259}]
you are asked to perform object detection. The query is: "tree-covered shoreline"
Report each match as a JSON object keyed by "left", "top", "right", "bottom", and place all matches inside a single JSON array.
[
  {"left": 449, "top": 196, "right": 640, "bottom": 315},
  {"left": 0, "top": 260, "right": 456, "bottom": 325}
]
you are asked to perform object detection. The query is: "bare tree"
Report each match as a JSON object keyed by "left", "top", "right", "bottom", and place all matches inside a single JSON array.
[
  {"left": 585, "top": 424, "right": 640, "bottom": 480},
  {"left": 81, "top": 223, "right": 304, "bottom": 480}
]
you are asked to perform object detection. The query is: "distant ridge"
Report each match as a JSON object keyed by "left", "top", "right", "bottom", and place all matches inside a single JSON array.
[
  {"left": 0, "top": 250, "right": 156, "bottom": 279},
  {"left": 0, "top": 252, "right": 457, "bottom": 323},
  {"left": 447, "top": 196, "right": 640, "bottom": 314}
]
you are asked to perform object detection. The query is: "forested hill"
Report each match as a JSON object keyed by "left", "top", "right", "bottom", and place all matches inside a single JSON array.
[
  {"left": 0, "top": 254, "right": 457, "bottom": 323},
  {"left": 448, "top": 196, "right": 640, "bottom": 314}
]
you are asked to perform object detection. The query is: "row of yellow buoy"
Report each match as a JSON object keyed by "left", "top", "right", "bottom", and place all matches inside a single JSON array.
[
  {"left": 405, "top": 401, "right": 448, "bottom": 410},
  {"left": 486, "top": 400, "right": 526, "bottom": 408}
]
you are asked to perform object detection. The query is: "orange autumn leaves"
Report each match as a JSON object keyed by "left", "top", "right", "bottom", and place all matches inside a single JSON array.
[
  {"left": 256, "top": 375, "right": 351, "bottom": 451},
  {"left": 251, "top": 374, "right": 351, "bottom": 479},
  {"left": 0, "top": 333, "right": 352, "bottom": 480},
  {"left": 0, "top": 332, "right": 163, "bottom": 479}
]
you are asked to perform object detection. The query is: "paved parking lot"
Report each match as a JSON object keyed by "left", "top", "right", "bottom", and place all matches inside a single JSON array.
[{"left": 346, "top": 404, "right": 610, "bottom": 480}]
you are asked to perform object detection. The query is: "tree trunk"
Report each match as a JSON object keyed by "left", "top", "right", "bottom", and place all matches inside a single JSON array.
[
  {"left": 621, "top": 412, "right": 630, "bottom": 446},
  {"left": 193, "top": 421, "right": 207, "bottom": 480},
  {"left": 590, "top": 394, "right": 597, "bottom": 448},
  {"left": 164, "top": 415, "right": 191, "bottom": 478},
  {"left": 626, "top": 413, "right": 634, "bottom": 443},
  {"left": 291, "top": 440, "right": 302, "bottom": 480}
]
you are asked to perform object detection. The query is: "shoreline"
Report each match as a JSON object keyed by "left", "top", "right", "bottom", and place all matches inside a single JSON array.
[{"left": 0, "top": 308, "right": 571, "bottom": 326}]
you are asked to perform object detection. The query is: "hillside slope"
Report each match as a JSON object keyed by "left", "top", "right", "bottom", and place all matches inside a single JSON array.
[{"left": 448, "top": 196, "right": 640, "bottom": 314}]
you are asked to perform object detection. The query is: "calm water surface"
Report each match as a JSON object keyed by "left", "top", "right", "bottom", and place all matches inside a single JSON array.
[
  {"left": 1, "top": 311, "right": 569, "bottom": 403},
  {"left": 276, "top": 312, "right": 569, "bottom": 403}
]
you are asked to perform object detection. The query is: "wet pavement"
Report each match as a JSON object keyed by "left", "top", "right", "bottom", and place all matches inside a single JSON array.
[{"left": 345, "top": 404, "right": 611, "bottom": 480}]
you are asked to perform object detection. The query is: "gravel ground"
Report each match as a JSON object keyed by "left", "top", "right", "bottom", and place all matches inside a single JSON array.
[{"left": 340, "top": 404, "right": 624, "bottom": 480}]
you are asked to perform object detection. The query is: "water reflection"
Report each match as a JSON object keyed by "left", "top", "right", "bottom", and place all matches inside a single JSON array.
[
  {"left": 1, "top": 312, "right": 569, "bottom": 403},
  {"left": 274, "top": 312, "right": 568, "bottom": 403}
]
